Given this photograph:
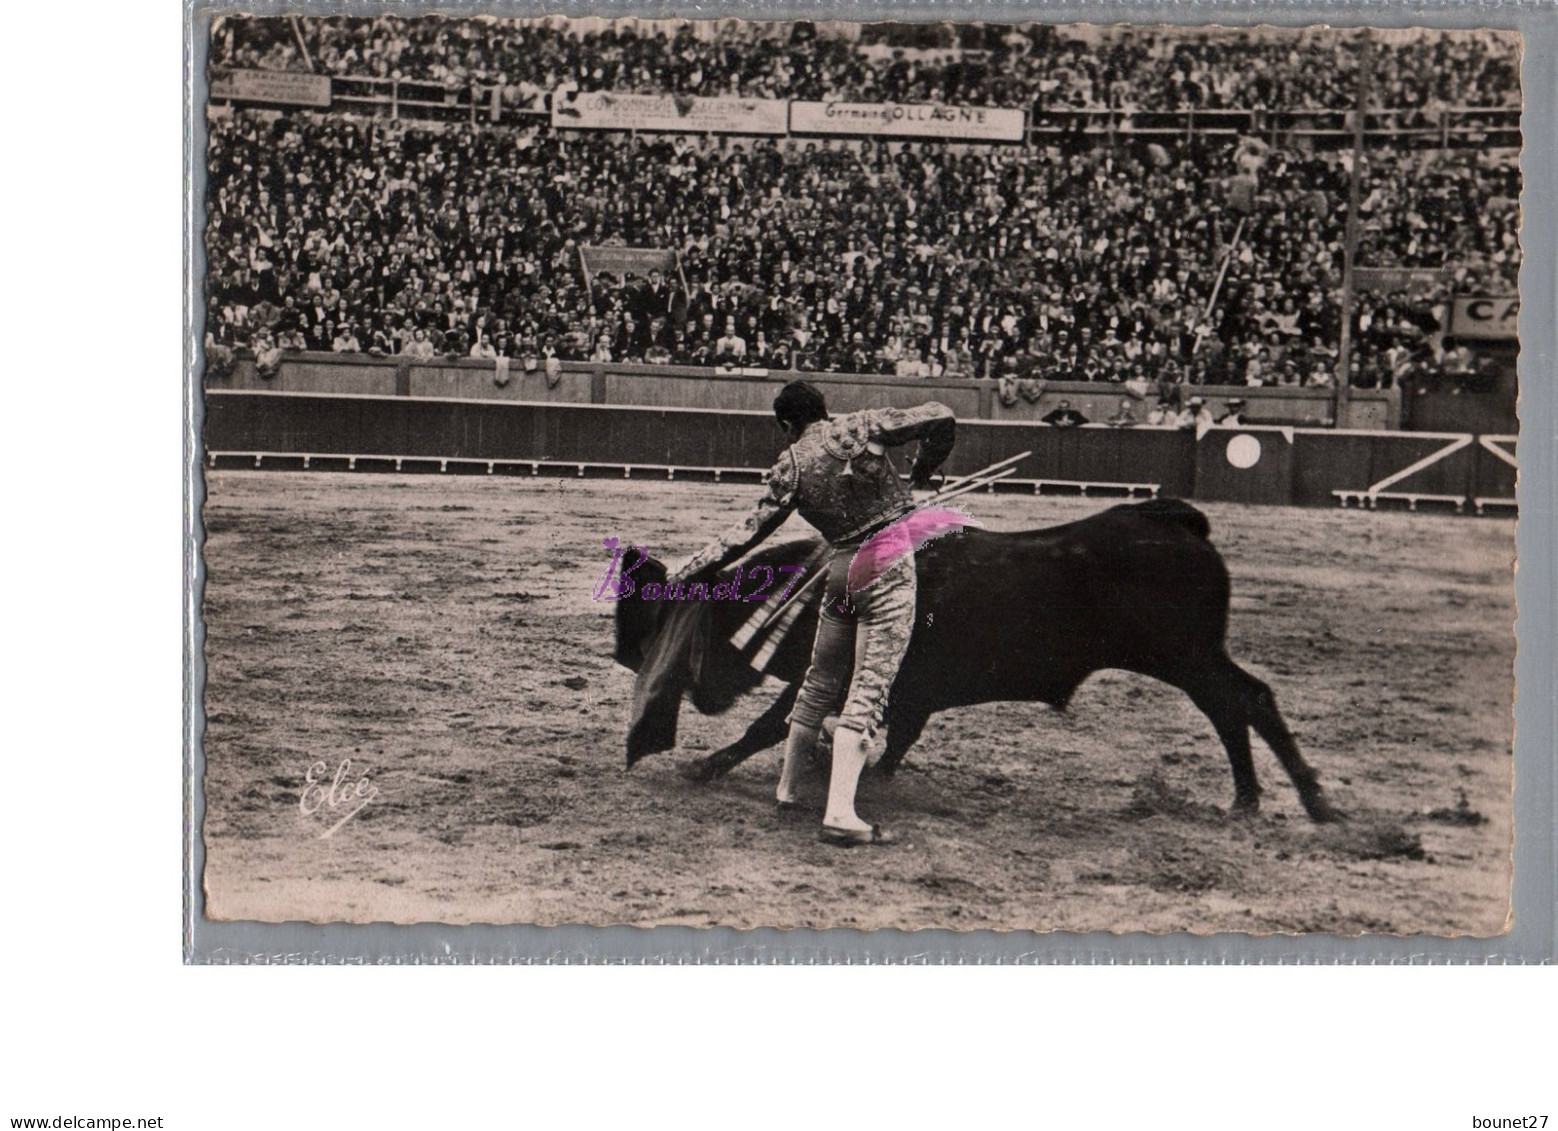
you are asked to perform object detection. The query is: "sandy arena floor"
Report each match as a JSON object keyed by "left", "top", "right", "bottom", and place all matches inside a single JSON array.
[{"left": 199, "top": 471, "right": 1515, "bottom": 934}]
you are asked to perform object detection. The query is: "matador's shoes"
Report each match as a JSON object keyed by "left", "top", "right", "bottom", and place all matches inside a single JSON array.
[{"left": 817, "top": 823, "right": 896, "bottom": 847}]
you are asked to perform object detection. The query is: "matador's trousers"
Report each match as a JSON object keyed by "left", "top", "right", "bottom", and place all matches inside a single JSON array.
[{"left": 788, "top": 544, "right": 917, "bottom": 740}]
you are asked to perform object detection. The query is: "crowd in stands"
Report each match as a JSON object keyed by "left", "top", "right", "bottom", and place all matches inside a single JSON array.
[
  {"left": 212, "top": 17, "right": 1520, "bottom": 113},
  {"left": 205, "top": 20, "right": 1521, "bottom": 395}
]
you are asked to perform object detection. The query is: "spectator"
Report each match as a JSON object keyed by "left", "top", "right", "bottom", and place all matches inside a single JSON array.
[
  {"left": 1305, "top": 361, "right": 1335, "bottom": 388},
  {"left": 404, "top": 328, "right": 436, "bottom": 360},
  {"left": 1123, "top": 366, "right": 1154, "bottom": 401},
  {"left": 206, "top": 334, "right": 237, "bottom": 381},
  {"left": 636, "top": 269, "right": 678, "bottom": 322},
  {"left": 213, "top": 18, "right": 1519, "bottom": 113},
  {"left": 715, "top": 318, "right": 748, "bottom": 365},
  {"left": 253, "top": 329, "right": 284, "bottom": 378},
  {"left": 330, "top": 324, "right": 361, "bottom": 353},
  {"left": 1041, "top": 399, "right": 1089, "bottom": 427},
  {"left": 751, "top": 331, "right": 773, "bottom": 365},
  {"left": 1175, "top": 396, "right": 1214, "bottom": 430},
  {"left": 1107, "top": 397, "right": 1139, "bottom": 427},
  {"left": 204, "top": 21, "right": 1518, "bottom": 395},
  {"left": 896, "top": 348, "right": 929, "bottom": 379}
]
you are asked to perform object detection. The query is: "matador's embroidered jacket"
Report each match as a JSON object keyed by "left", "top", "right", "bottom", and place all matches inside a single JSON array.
[{"left": 668, "top": 402, "right": 957, "bottom": 584}]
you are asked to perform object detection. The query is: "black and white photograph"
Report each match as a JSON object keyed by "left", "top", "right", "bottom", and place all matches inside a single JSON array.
[{"left": 197, "top": 14, "right": 1522, "bottom": 934}]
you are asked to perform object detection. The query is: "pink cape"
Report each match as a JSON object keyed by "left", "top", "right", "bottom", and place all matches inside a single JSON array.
[{"left": 846, "top": 507, "right": 982, "bottom": 595}]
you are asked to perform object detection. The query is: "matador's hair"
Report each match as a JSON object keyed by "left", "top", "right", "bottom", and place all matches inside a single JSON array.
[{"left": 773, "top": 381, "right": 829, "bottom": 431}]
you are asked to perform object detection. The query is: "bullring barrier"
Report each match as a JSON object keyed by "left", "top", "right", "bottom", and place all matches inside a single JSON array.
[
  {"left": 205, "top": 352, "right": 1399, "bottom": 431},
  {"left": 204, "top": 391, "right": 1516, "bottom": 513}
]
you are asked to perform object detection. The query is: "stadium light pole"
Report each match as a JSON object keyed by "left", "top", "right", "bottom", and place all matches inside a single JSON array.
[{"left": 1334, "top": 30, "right": 1375, "bottom": 419}]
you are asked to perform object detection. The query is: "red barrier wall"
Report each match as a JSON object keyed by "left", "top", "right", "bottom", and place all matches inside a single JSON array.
[
  {"left": 1472, "top": 436, "right": 1519, "bottom": 504},
  {"left": 203, "top": 392, "right": 1513, "bottom": 511},
  {"left": 1193, "top": 428, "right": 1295, "bottom": 505},
  {"left": 1291, "top": 431, "right": 1483, "bottom": 506}
]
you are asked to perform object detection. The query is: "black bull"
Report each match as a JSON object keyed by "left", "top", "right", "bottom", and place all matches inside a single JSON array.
[{"left": 613, "top": 498, "right": 1339, "bottom": 822}]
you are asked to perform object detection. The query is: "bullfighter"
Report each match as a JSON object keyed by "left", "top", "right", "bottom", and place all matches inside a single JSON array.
[{"left": 668, "top": 381, "right": 956, "bottom": 846}]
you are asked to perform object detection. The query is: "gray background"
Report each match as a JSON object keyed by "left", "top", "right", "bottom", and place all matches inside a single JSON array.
[{"left": 184, "top": 0, "right": 1556, "bottom": 963}]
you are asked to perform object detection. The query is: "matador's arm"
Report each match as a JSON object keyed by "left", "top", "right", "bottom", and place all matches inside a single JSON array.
[
  {"left": 863, "top": 402, "right": 957, "bottom": 487},
  {"left": 666, "top": 458, "right": 797, "bottom": 587}
]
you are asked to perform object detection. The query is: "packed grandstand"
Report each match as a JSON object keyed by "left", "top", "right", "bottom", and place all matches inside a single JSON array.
[{"left": 204, "top": 17, "right": 1522, "bottom": 397}]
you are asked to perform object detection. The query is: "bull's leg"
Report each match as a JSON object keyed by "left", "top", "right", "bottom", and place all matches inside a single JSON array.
[
  {"left": 869, "top": 703, "right": 932, "bottom": 779},
  {"left": 1184, "top": 654, "right": 1346, "bottom": 822},
  {"left": 1228, "top": 664, "right": 1341, "bottom": 823},
  {"left": 1180, "top": 676, "right": 1263, "bottom": 818},
  {"left": 681, "top": 683, "right": 800, "bottom": 783}
]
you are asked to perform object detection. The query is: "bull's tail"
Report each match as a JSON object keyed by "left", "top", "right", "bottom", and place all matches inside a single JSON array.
[{"left": 1131, "top": 497, "right": 1211, "bottom": 541}]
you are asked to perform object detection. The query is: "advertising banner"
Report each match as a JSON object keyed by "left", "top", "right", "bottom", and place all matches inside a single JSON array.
[
  {"left": 789, "top": 100, "right": 1026, "bottom": 142},
  {"left": 552, "top": 91, "right": 788, "bottom": 135},
  {"left": 579, "top": 246, "right": 678, "bottom": 280},
  {"left": 210, "top": 69, "right": 332, "bottom": 108},
  {"left": 1450, "top": 297, "right": 1519, "bottom": 341},
  {"left": 1352, "top": 267, "right": 1452, "bottom": 295}
]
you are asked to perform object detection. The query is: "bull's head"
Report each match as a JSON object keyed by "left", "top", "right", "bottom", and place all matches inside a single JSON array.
[{"left": 609, "top": 538, "right": 821, "bottom": 767}]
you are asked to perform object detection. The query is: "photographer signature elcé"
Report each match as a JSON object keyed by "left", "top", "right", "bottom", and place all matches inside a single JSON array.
[{"left": 299, "top": 758, "right": 378, "bottom": 838}]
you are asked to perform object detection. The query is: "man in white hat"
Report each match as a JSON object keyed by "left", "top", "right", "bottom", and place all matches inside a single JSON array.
[
  {"left": 1217, "top": 398, "right": 1248, "bottom": 426},
  {"left": 1175, "top": 396, "right": 1214, "bottom": 431}
]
